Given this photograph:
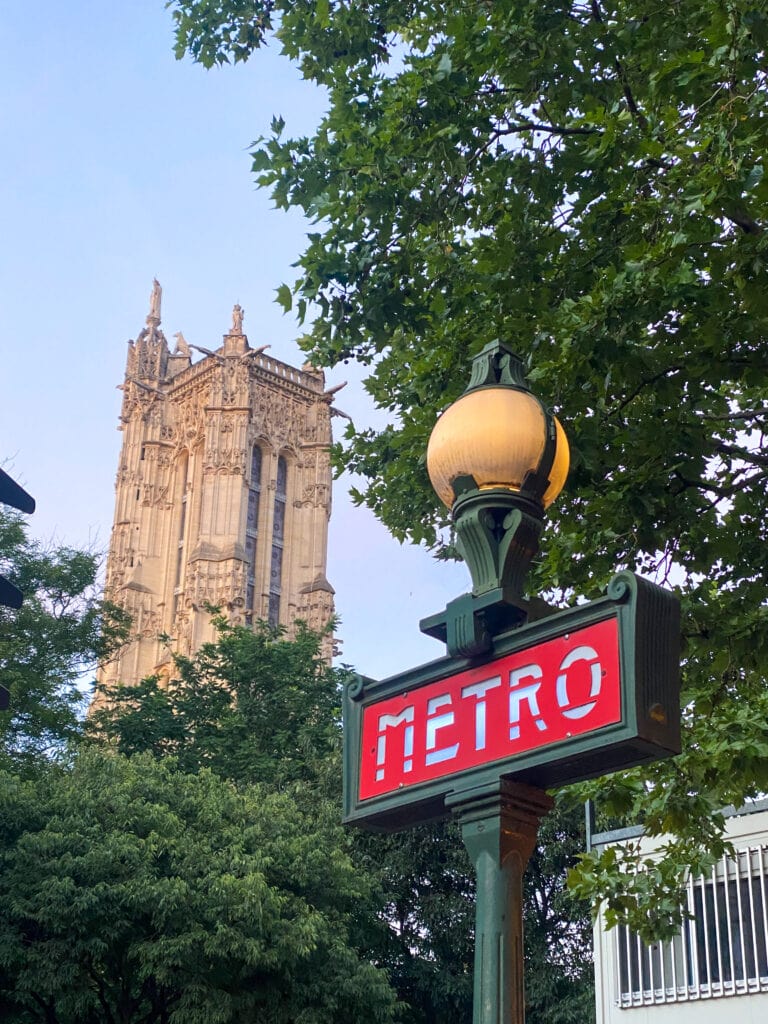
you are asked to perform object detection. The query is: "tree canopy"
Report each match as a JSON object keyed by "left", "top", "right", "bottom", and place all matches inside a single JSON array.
[
  {"left": 91, "top": 614, "right": 341, "bottom": 792},
  {"left": 168, "top": 0, "right": 768, "bottom": 935},
  {"left": 0, "top": 510, "right": 128, "bottom": 773},
  {"left": 0, "top": 749, "right": 395, "bottom": 1024}
]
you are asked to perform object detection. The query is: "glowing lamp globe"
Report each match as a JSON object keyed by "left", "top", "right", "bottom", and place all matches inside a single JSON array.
[
  {"left": 427, "top": 386, "right": 569, "bottom": 512},
  {"left": 420, "top": 341, "right": 570, "bottom": 655}
]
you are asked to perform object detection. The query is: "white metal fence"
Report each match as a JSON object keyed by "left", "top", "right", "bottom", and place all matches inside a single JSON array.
[{"left": 616, "top": 844, "right": 768, "bottom": 1007}]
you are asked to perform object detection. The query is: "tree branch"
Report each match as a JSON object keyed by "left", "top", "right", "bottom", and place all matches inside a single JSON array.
[
  {"left": 501, "top": 120, "right": 599, "bottom": 137},
  {"left": 590, "top": 0, "right": 648, "bottom": 129},
  {"left": 715, "top": 443, "right": 768, "bottom": 468},
  {"left": 611, "top": 365, "right": 684, "bottom": 415},
  {"left": 697, "top": 408, "right": 768, "bottom": 423},
  {"left": 31, "top": 992, "right": 61, "bottom": 1024},
  {"left": 670, "top": 467, "right": 767, "bottom": 500},
  {"left": 86, "top": 960, "right": 117, "bottom": 1024}
]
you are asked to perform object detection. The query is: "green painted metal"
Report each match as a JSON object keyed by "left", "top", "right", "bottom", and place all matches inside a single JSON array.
[
  {"left": 464, "top": 341, "right": 529, "bottom": 393},
  {"left": 424, "top": 340, "right": 562, "bottom": 656},
  {"left": 425, "top": 484, "right": 546, "bottom": 656},
  {"left": 446, "top": 781, "right": 553, "bottom": 1024},
  {"left": 452, "top": 487, "right": 544, "bottom": 599},
  {"left": 342, "top": 570, "right": 680, "bottom": 832}
]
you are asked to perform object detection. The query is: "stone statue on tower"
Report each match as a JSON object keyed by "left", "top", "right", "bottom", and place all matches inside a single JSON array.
[
  {"left": 147, "top": 278, "right": 162, "bottom": 326},
  {"left": 231, "top": 303, "right": 244, "bottom": 335}
]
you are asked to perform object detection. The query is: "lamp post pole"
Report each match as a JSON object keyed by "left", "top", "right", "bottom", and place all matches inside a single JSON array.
[
  {"left": 424, "top": 340, "right": 569, "bottom": 1023},
  {"left": 447, "top": 781, "right": 553, "bottom": 1024}
]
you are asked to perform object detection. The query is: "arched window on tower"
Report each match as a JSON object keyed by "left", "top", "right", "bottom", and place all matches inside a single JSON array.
[
  {"left": 245, "top": 445, "right": 262, "bottom": 622},
  {"left": 172, "top": 451, "right": 189, "bottom": 620},
  {"left": 268, "top": 455, "right": 287, "bottom": 627}
]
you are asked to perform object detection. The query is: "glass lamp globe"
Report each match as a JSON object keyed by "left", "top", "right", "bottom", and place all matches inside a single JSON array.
[{"left": 426, "top": 386, "right": 569, "bottom": 510}]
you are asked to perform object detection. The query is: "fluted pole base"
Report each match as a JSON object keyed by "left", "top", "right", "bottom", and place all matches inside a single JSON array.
[{"left": 447, "top": 780, "right": 553, "bottom": 1024}]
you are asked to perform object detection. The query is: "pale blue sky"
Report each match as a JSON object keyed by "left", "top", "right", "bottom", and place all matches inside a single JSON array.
[{"left": 0, "top": 1, "right": 467, "bottom": 679}]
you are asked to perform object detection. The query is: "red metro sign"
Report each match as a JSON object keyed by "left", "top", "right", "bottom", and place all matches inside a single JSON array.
[
  {"left": 343, "top": 572, "right": 681, "bottom": 832},
  {"left": 359, "top": 618, "right": 620, "bottom": 801}
]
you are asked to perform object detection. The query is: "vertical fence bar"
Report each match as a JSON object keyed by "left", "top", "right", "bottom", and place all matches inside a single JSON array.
[
  {"left": 746, "top": 847, "right": 760, "bottom": 990},
  {"left": 624, "top": 925, "right": 634, "bottom": 1005},
  {"left": 735, "top": 847, "right": 748, "bottom": 991},
  {"left": 635, "top": 932, "right": 644, "bottom": 1003},
  {"left": 670, "top": 929, "right": 679, "bottom": 1001},
  {"left": 699, "top": 873, "right": 712, "bottom": 994},
  {"left": 712, "top": 861, "right": 724, "bottom": 995},
  {"left": 724, "top": 852, "right": 736, "bottom": 992},
  {"left": 615, "top": 926, "right": 625, "bottom": 1006},
  {"left": 759, "top": 846, "right": 768, "bottom": 981},
  {"left": 685, "top": 874, "right": 696, "bottom": 998}
]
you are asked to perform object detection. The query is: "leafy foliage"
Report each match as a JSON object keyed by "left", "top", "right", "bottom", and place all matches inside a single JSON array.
[
  {"left": 169, "top": 0, "right": 768, "bottom": 938},
  {"left": 0, "top": 615, "right": 397, "bottom": 1023},
  {"left": 91, "top": 614, "right": 342, "bottom": 793},
  {"left": 0, "top": 510, "right": 129, "bottom": 773},
  {"left": 353, "top": 821, "right": 476, "bottom": 1024},
  {"left": 524, "top": 803, "right": 594, "bottom": 1024},
  {"left": 0, "top": 749, "right": 395, "bottom": 1024}
]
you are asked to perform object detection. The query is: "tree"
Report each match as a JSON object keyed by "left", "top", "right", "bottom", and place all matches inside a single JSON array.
[
  {"left": 91, "top": 614, "right": 341, "bottom": 793},
  {"left": 92, "top": 620, "right": 408, "bottom": 1014},
  {"left": 524, "top": 803, "right": 594, "bottom": 1024},
  {"left": 168, "top": 0, "right": 768, "bottom": 936},
  {"left": 0, "top": 510, "right": 128, "bottom": 773},
  {"left": 0, "top": 749, "right": 396, "bottom": 1024}
]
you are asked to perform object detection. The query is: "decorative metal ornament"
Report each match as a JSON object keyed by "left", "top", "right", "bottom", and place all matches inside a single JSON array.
[{"left": 422, "top": 340, "right": 570, "bottom": 656}]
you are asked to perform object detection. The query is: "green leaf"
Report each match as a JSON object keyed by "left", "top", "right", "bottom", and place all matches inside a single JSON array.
[{"left": 275, "top": 282, "right": 292, "bottom": 312}]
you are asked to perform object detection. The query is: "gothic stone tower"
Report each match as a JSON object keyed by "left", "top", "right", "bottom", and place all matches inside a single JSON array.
[{"left": 98, "top": 281, "right": 336, "bottom": 690}]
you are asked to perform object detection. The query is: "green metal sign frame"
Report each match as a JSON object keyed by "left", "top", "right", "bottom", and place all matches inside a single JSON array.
[{"left": 343, "top": 571, "right": 680, "bottom": 832}]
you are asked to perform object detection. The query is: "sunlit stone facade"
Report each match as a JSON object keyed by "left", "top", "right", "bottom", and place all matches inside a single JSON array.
[{"left": 97, "top": 282, "right": 335, "bottom": 692}]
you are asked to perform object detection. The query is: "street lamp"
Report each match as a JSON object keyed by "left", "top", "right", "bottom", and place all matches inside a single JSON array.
[
  {"left": 342, "top": 339, "right": 680, "bottom": 1024},
  {"left": 421, "top": 340, "right": 569, "bottom": 658}
]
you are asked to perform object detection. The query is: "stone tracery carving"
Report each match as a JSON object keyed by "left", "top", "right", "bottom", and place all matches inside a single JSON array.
[{"left": 302, "top": 483, "right": 331, "bottom": 507}]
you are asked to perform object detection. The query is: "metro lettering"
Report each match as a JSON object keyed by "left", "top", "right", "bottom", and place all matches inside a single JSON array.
[
  {"left": 461, "top": 676, "right": 502, "bottom": 750},
  {"left": 508, "top": 663, "right": 546, "bottom": 740},
  {"left": 359, "top": 617, "right": 621, "bottom": 800},
  {"left": 376, "top": 707, "right": 415, "bottom": 781},
  {"left": 556, "top": 645, "right": 601, "bottom": 719},
  {"left": 425, "top": 694, "right": 460, "bottom": 766}
]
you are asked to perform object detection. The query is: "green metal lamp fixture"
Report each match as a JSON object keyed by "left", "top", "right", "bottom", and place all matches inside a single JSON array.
[{"left": 420, "top": 340, "right": 569, "bottom": 658}]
